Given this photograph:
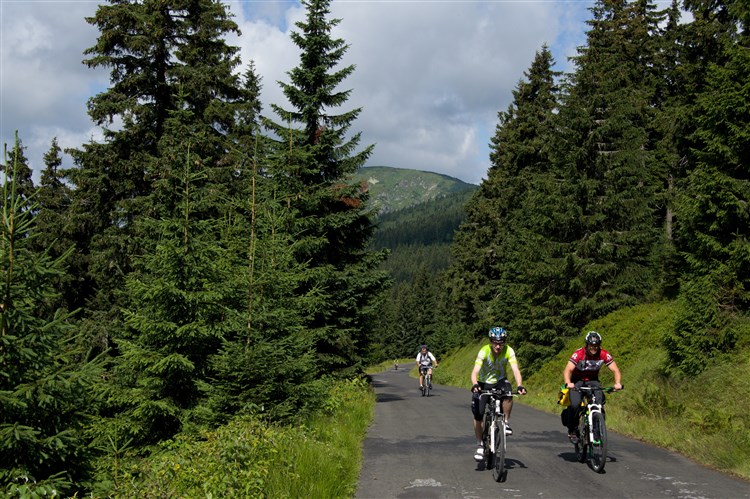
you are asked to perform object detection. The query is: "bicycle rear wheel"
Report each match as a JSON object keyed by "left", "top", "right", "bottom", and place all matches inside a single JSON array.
[
  {"left": 492, "top": 419, "right": 506, "bottom": 482},
  {"left": 590, "top": 411, "right": 607, "bottom": 472}
]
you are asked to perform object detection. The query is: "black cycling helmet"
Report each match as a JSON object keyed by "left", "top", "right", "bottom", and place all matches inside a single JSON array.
[
  {"left": 420, "top": 344, "right": 428, "bottom": 350},
  {"left": 585, "top": 331, "right": 602, "bottom": 346}
]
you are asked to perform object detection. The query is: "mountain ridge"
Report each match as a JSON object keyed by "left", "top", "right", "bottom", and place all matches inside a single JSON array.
[{"left": 354, "top": 165, "right": 477, "bottom": 215}]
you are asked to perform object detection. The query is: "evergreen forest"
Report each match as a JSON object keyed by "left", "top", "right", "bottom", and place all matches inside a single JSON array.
[{"left": 1, "top": 0, "right": 749, "bottom": 495}]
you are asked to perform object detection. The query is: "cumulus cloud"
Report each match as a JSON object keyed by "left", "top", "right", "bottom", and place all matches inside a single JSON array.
[
  {"left": 1, "top": 0, "right": 107, "bottom": 173},
  {"left": 1, "top": 0, "right": 590, "bottom": 185}
]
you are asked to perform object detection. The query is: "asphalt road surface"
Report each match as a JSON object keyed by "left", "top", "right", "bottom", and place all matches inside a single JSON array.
[{"left": 356, "top": 367, "right": 750, "bottom": 499}]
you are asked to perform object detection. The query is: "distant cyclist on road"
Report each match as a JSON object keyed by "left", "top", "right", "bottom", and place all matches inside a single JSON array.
[
  {"left": 562, "top": 331, "right": 622, "bottom": 443},
  {"left": 470, "top": 327, "right": 526, "bottom": 461},
  {"left": 416, "top": 344, "right": 438, "bottom": 391}
]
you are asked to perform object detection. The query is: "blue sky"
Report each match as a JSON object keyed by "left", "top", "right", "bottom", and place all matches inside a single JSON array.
[{"left": 1, "top": 0, "right": 594, "bottom": 185}]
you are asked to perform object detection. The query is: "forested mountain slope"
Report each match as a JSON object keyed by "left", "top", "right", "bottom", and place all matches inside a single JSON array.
[
  {"left": 366, "top": 173, "right": 477, "bottom": 283},
  {"left": 354, "top": 165, "right": 476, "bottom": 215}
]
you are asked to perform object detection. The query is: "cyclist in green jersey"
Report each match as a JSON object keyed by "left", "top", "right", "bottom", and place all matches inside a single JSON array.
[{"left": 470, "top": 327, "right": 526, "bottom": 461}]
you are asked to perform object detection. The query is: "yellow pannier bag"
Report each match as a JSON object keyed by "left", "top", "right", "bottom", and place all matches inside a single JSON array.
[{"left": 557, "top": 385, "right": 570, "bottom": 407}]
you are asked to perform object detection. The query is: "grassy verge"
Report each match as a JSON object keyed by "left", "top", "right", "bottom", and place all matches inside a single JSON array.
[
  {"left": 434, "top": 301, "right": 750, "bottom": 481},
  {"left": 108, "top": 378, "right": 376, "bottom": 498},
  {"left": 263, "top": 378, "right": 375, "bottom": 497}
]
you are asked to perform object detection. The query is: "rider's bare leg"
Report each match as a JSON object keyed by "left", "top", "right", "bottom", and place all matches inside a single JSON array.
[
  {"left": 503, "top": 398, "right": 513, "bottom": 423},
  {"left": 473, "top": 418, "right": 483, "bottom": 443}
]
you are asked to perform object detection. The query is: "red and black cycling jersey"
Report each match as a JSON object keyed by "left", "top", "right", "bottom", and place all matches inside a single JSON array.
[{"left": 568, "top": 347, "right": 614, "bottom": 382}]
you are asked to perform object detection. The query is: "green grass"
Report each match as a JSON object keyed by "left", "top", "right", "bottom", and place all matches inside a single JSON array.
[
  {"left": 263, "top": 378, "right": 375, "bottom": 498},
  {"left": 104, "top": 378, "right": 376, "bottom": 498},
  {"left": 434, "top": 301, "right": 750, "bottom": 481}
]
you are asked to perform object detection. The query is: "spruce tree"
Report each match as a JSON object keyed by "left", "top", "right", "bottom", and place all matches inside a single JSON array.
[
  {"left": 0, "top": 134, "right": 103, "bottom": 496},
  {"left": 666, "top": 0, "right": 750, "bottom": 374},
  {"left": 31, "top": 139, "right": 82, "bottom": 313},
  {"left": 265, "top": 0, "right": 388, "bottom": 374},
  {"left": 650, "top": 0, "right": 689, "bottom": 299},
  {"left": 92, "top": 115, "right": 240, "bottom": 449},
  {"left": 0, "top": 136, "right": 35, "bottom": 203},
  {"left": 66, "top": 0, "right": 244, "bottom": 350},
  {"left": 553, "top": 0, "right": 664, "bottom": 330},
  {"left": 448, "top": 45, "right": 563, "bottom": 365},
  {"left": 208, "top": 173, "right": 323, "bottom": 422}
]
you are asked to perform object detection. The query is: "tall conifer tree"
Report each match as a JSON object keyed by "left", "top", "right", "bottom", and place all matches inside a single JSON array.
[
  {"left": 0, "top": 135, "right": 103, "bottom": 496},
  {"left": 32, "top": 139, "right": 80, "bottom": 313},
  {"left": 448, "top": 46, "right": 562, "bottom": 364},
  {"left": 265, "top": 0, "right": 388, "bottom": 374},
  {"left": 666, "top": 0, "right": 750, "bottom": 374},
  {"left": 66, "top": 0, "right": 243, "bottom": 349},
  {"left": 553, "top": 0, "right": 663, "bottom": 328}
]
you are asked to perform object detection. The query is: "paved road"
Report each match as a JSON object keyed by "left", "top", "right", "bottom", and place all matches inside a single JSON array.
[{"left": 356, "top": 368, "right": 750, "bottom": 499}]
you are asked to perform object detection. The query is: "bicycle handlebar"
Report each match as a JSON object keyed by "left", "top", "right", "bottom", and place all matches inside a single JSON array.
[
  {"left": 478, "top": 388, "right": 522, "bottom": 397},
  {"left": 572, "top": 385, "right": 624, "bottom": 393}
]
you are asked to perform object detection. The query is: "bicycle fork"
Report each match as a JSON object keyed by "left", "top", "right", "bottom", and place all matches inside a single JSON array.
[
  {"left": 586, "top": 403, "right": 603, "bottom": 445},
  {"left": 489, "top": 398, "right": 505, "bottom": 453}
]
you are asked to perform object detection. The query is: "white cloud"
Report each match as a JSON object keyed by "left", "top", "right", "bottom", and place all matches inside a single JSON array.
[
  {"left": 2, "top": 0, "right": 591, "bottom": 185},
  {"left": 1, "top": 0, "right": 107, "bottom": 173}
]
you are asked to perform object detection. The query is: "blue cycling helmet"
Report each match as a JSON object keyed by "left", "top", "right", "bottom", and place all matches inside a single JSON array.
[{"left": 488, "top": 327, "right": 507, "bottom": 341}]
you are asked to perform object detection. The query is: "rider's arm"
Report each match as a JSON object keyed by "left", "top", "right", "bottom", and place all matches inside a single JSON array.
[
  {"left": 470, "top": 362, "right": 481, "bottom": 389},
  {"left": 563, "top": 361, "right": 575, "bottom": 389},
  {"left": 430, "top": 352, "right": 438, "bottom": 366},
  {"left": 510, "top": 362, "right": 523, "bottom": 389},
  {"left": 607, "top": 361, "right": 622, "bottom": 389}
]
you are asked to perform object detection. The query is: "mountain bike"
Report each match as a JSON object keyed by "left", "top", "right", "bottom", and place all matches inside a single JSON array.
[
  {"left": 572, "top": 385, "right": 622, "bottom": 473},
  {"left": 419, "top": 366, "right": 434, "bottom": 396},
  {"left": 479, "top": 387, "right": 518, "bottom": 482}
]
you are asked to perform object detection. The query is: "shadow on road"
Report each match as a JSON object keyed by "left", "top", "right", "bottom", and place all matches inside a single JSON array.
[
  {"left": 474, "top": 457, "right": 527, "bottom": 472},
  {"left": 376, "top": 392, "right": 404, "bottom": 402}
]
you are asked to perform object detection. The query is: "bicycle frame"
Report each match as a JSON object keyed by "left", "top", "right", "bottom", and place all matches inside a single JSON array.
[
  {"left": 420, "top": 365, "right": 434, "bottom": 396},
  {"left": 479, "top": 387, "right": 515, "bottom": 482},
  {"left": 483, "top": 392, "right": 504, "bottom": 452},
  {"left": 572, "top": 385, "right": 621, "bottom": 473},
  {"left": 581, "top": 390, "right": 604, "bottom": 445}
]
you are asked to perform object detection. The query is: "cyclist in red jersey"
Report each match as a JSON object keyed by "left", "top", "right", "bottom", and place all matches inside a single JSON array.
[{"left": 562, "top": 331, "right": 622, "bottom": 443}]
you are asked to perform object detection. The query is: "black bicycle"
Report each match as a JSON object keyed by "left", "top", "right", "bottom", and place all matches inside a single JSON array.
[
  {"left": 479, "top": 387, "right": 518, "bottom": 482},
  {"left": 572, "top": 385, "right": 622, "bottom": 473},
  {"left": 419, "top": 366, "right": 434, "bottom": 396}
]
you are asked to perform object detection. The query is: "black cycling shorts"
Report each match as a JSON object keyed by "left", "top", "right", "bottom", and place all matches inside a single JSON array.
[{"left": 471, "top": 379, "right": 512, "bottom": 421}]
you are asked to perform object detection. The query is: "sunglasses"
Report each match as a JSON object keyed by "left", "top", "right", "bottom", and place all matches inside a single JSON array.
[{"left": 491, "top": 340, "right": 505, "bottom": 345}]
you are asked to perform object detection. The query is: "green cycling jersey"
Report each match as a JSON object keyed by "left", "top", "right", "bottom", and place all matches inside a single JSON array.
[{"left": 474, "top": 343, "right": 518, "bottom": 384}]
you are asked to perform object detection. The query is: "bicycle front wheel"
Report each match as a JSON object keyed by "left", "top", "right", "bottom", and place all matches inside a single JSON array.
[
  {"left": 482, "top": 412, "right": 493, "bottom": 468},
  {"left": 575, "top": 416, "right": 587, "bottom": 463},
  {"left": 590, "top": 411, "right": 607, "bottom": 472},
  {"left": 492, "top": 419, "right": 506, "bottom": 482}
]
